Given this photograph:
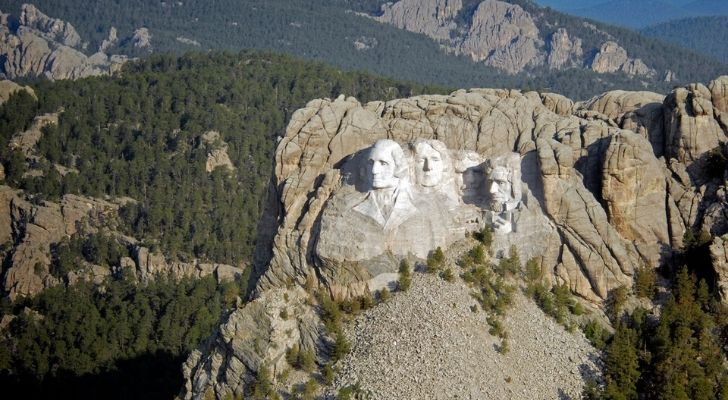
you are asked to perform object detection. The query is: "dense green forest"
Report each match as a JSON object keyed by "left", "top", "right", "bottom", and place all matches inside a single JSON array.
[
  {"left": 641, "top": 16, "right": 728, "bottom": 64},
  {"left": 1, "top": 0, "right": 725, "bottom": 99},
  {"left": 0, "top": 275, "right": 242, "bottom": 399}
]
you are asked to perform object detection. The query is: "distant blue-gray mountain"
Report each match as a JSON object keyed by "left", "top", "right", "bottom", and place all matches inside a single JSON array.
[
  {"left": 535, "top": 0, "right": 728, "bottom": 28},
  {"left": 641, "top": 16, "right": 728, "bottom": 63}
]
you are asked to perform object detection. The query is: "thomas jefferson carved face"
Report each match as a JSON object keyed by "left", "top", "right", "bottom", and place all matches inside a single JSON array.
[
  {"left": 414, "top": 142, "right": 445, "bottom": 187},
  {"left": 367, "top": 140, "right": 407, "bottom": 190}
]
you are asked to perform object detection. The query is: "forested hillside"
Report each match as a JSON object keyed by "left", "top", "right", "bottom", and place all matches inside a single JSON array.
[
  {"left": 0, "top": 51, "right": 444, "bottom": 398},
  {"left": 0, "top": 0, "right": 725, "bottom": 99},
  {"left": 641, "top": 16, "right": 728, "bottom": 64},
  {"left": 1, "top": 51, "right": 441, "bottom": 264}
]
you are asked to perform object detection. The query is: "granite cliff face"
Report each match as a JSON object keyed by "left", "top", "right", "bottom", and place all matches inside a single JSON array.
[
  {"left": 0, "top": 4, "right": 145, "bottom": 80},
  {"left": 374, "top": 0, "right": 658, "bottom": 76},
  {"left": 181, "top": 77, "right": 728, "bottom": 398},
  {"left": 0, "top": 186, "right": 244, "bottom": 300}
]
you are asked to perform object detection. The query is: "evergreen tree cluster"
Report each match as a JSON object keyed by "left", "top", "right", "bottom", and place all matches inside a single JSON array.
[
  {"left": 0, "top": 275, "right": 241, "bottom": 399},
  {"left": 590, "top": 268, "right": 728, "bottom": 400}
]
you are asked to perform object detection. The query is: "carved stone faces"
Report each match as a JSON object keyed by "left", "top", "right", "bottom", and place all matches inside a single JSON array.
[
  {"left": 488, "top": 166, "right": 512, "bottom": 212},
  {"left": 485, "top": 154, "right": 522, "bottom": 213},
  {"left": 317, "top": 140, "right": 524, "bottom": 267},
  {"left": 413, "top": 140, "right": 446, "bottom": 187},
  {"left": 368, "top": 139, "right": 407, "bottom": 190},
  {"left": 484, "top": 153, "right": 522, "bottom": 234}
]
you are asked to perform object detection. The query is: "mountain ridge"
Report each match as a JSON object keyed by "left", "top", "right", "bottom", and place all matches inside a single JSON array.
[{"left": 0, "top": 1, "right": 725, "bottom": 100}]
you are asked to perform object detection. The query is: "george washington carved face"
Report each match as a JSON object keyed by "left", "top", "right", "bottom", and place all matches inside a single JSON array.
[{"left": 368, "top": 139, "right": 408, "bottom": 190}]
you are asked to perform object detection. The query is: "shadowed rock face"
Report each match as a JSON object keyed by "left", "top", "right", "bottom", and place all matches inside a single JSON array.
[{"left": 182, "top": 77, "right": 728, "bottom": 399}]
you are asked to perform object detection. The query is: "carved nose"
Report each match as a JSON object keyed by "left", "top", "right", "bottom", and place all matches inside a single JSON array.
[
  {"left": 423, "top": 159, "right": 431, "bottom": 171},
  {"left": 490, "top": 182, "right": 500, "bottom": 194}
]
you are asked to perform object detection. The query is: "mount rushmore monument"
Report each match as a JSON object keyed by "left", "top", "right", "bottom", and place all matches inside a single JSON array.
[
  {"left": 316, "top": 138, "right": 524, "bottom": 292},
  {"left": 181, "top": 77, "right": 728, "bottom": 399}
]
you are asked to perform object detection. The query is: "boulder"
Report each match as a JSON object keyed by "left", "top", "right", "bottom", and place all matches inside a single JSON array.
[
  {"left": 0, "top": 79, "right": 36, "bottom": 105},
  {"left": 589, "top": 41, "right": 655, "bottom": 77},
  {"left": 711, "top": 235, "right": 728, "bottom": 304},
  {"left": 540, "top": 92, "right": 574, "bottom": 116},
  {"left": 664, "top": 83, "right": 726, "bottom": 167}
]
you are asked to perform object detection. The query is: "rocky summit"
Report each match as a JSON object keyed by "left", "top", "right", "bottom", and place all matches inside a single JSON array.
[
  {"left": 0, "top": 4, "right": 144, "bottom": 80},
  {"left": 372, "top": 0, "right": 659, "bottom": 77},
  {"left": 180, "top": 75, "right": 728, "bottom": 399}
]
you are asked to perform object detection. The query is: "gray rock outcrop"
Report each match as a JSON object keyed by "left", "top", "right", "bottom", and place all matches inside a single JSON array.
[
  {"left": 0, "top": 4, "right": 139, "bottom": 80},
  {"left": 547, "top": 28, "right": 583, "bottom": 70},
  {"left": 181, "top": 287, "right": 323, "bottom": 400},
  {"left": 371, "top": 0, "right": 656, "bottom": 77},
  {"left": 712, "top": 236, "right": 728, "bottom": 303},
  {"left": 458, "top": 0, "right": 543, "bottom": 73},
  {"left": 0, "top": 185, "right": 242, "bottom": 299},
  {"left": 589, "top": 41, "right": 654, "bottom": 77},
  {"left": 0, "top": 79, "right": 36, "bottom": 105},
  {"left": 201, "top": 131, "right": 235, "bottom": 173},
  {"left": 664, "top": 82, "right": 725, "bottom": 166},
  {"left": 19, "top": 3, "right": 82, "bottom": 48},
  {"left": 9, "top": 111, "right": 59, "bottom": 156},
  {"left": 375, "top": 0, "right": 462, "bottom": 42},
  {"left": 131, "top": 27, "right": 152, "bottom": 52},
  {"left": 0, "top": 186, "right": 119, "bottom": 299},
  {"left": 126, "top": 246, "right": 243, "bottom": 284}
]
